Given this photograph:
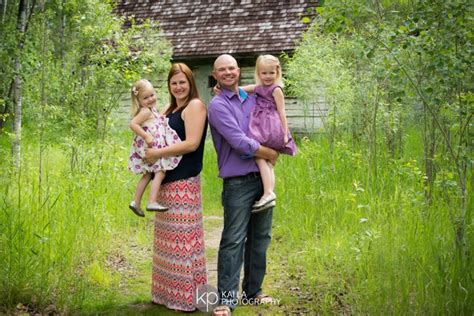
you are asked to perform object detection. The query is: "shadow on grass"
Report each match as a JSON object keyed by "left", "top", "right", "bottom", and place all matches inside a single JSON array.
[{"left": 81, "top": 301, "right": 204, "bottom": 315}]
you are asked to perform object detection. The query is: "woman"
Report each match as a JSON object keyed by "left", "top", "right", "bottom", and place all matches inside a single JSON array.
[{"left": 144, "top": 63, "right": 208, "bottom": 312}]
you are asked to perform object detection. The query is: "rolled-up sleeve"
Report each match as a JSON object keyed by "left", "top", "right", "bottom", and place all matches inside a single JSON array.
[{"left": 208, "top": 98, "right": 260, "bottom": 156}]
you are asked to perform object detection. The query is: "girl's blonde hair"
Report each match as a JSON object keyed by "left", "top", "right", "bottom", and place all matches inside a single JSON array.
[
  {"left": 254, "top": 54, "right": 284, "bottom": 87},
  {"left": 130, "top": 79, "right": 154, "bottom": 117}
]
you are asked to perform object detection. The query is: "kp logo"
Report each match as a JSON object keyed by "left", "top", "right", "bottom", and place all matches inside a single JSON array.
[{"left": 194, "top": 284, "right": 219, "bottom": 312}]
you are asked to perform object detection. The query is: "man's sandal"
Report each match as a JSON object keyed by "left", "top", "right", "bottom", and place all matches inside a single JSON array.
[
  {"left": 255, "top": 293, "right": 277, "bottom": 305},
  {"left": 212, "top": 304, "right": 232, "bottom": 316}
]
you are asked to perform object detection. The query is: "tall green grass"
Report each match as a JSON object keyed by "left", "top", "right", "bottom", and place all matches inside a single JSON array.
[
  {"left": 0, "top": 128, "right": 222, "bottom": 313},
  {"left": 0, "top": 130, "right": 150, "bottom": 312},
  {"left": 200, "top": 136, "right": 222, "bottom": 216},
  {"left": 0, "top": 129, "right": 472, "bottom": 314},
  {"left": 273, "top": 133, "right": 473, "bottom": 314}
]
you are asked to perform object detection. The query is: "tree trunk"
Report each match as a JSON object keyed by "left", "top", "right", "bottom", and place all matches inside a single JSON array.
[
  {"left": 58, "top": 0, "right": 66, "bottom": 106},
  {"left": 385, "top": 102, "right": 396, "bottom": 158},
  {"left": 60, "top": 0, "right": 65, "bottom": 67},
  {"left": 1, "top": 0, "right": 7, "bottom": 24},
  {"left": 38, "top": 0, "right": 46, "bottom": 203},
  {"left": 11, "top": 0, "right": 36, "bottom": 167},
  {"left": 12, "top": 0, "right": 28, "bottom": 168}
]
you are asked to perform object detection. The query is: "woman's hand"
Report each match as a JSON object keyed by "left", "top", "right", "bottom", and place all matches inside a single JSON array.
[
  {"left": 144, "top": 148, "right": 159, "bottom": 164},
  {"left": 142, "top": 99, "right": 206, "bottom": 161}
]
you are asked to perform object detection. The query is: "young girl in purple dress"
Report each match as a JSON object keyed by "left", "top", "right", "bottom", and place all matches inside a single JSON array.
[
  {"left": 127, "top": 79, "right": 182, "bottom": 216},
  {"left": 243, "top": 55, "right": 297, "bottom": 212}
]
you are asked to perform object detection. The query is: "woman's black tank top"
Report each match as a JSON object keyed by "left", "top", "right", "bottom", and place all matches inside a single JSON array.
[{"left": 162, "top": 109, "right": 208, "bottom": 184}]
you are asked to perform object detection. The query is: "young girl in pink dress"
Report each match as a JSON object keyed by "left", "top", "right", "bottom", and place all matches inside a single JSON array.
[
  {"left": 243, "top": 55, "right": 297, "bottom": 212},
  {"left": 127, "top": 79, "right": 182, "bottom": 216}
]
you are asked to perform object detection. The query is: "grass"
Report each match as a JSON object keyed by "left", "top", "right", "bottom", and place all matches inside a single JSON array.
[
  {"left": 0, "top": 128, "right": 472, "bottom": 314},
  {"left": 271, "top": 134, "right": 473, "bottom": 314}
]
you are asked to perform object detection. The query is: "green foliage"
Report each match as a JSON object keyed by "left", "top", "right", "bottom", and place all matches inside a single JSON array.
[
  {"left": 285, "top": 0, "right": 473, "bottom": 313},
  {"left": 285, "top": 32, "right": 356, "bottom": 142},
  {"left": 1, "top": 0, "right": 172, "bottom": 143},
  {"left": 288, "top": 0, "right": 472, "bottom": 153}
]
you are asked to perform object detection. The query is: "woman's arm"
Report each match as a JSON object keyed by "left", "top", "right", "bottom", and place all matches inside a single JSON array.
[
  {"left": 273, "top": 87, "right": 289, "bottom": 142},
  {"left": 144, "top": 99, "right": 207, "bottom": 162},
  {"left": 129, "top": 108, "right": 154, "bottom": 144}
]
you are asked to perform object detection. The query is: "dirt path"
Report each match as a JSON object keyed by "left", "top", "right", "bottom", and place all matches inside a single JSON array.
[
  {"left": 108, "top": 215, "right": 225, "bottom": 315},
  {"left": 111, "top": 215, "right": 311, "bottom": 315},
  {"left": 202, "top": 215, "right": 224, "bottom": 288}
]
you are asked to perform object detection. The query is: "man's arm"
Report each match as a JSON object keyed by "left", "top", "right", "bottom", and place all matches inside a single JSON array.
[
  {"left": 255, "top": 145, "right": 279, "bottom": 165},
  {"left": 208, "top": 99, "right": 260, "bottom": 156}
]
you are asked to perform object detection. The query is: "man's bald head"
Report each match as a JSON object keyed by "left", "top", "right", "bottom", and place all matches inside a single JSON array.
[
  {"left": 213, "top": 54, "right": 238, "bottom": 71},
  {"left": 212, "top": 54, "right": 240, "bottom": 91}
]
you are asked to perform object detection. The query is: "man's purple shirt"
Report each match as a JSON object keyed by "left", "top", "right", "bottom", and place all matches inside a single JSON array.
[{"left": 208, "top": 87, "right": 260, "bottom": 178}]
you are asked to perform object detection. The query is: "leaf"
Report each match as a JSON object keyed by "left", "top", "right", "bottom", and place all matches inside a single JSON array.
[{"left": 301, "top": 16, "right": 311, "bottom": 24}]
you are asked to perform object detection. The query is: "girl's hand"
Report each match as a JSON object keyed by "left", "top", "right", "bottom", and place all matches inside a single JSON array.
[
  {"left": 144, "top": 134, "right": 154, "bottom": 147},
  {"left": 212, "top": 84, "right": 221, "bottom": 95},
  {"left": 284, "top": 134, "right": 289, "bottom": 144}
]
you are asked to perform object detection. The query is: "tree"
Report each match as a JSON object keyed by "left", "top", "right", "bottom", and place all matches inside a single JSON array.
[
  {"left": 11, "top": 0, "right": 36, "bottom": 168},
  {"left": 0, "top": 0, "right": 172, "bottom": 166},
  {"left": 287, "top": 0, "right": 472, "bottom": 247}
]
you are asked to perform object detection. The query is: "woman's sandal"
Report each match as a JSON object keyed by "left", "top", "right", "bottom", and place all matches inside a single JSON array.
[{"left": 212, "top": 304, "right": 231, "bottom": 316}]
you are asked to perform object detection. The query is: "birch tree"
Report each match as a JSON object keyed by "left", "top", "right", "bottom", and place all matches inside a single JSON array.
[{"left": 11, "top": 0, "right": 36, "bottom": 167}]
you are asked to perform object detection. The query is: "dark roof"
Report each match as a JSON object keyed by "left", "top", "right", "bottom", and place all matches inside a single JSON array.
[{"left": 114, "top": 0, "right": 318, "bottom": 59}]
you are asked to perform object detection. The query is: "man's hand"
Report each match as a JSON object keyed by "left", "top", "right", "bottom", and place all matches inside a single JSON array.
[
  {"left": 255, "top": 145, "right": 279, "bottom": 166},
  {"left": 268, "top": 152, "right": 279, "bottom": 166}
]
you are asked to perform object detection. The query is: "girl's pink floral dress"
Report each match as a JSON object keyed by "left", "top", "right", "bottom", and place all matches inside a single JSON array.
[{"left": 128, "top": 108, "right": 182, "bottom": 174}]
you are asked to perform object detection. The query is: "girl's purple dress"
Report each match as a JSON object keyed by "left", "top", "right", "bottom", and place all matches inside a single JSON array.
[{"left": 248, "top": 84, "right": 297, "bottom": 156}]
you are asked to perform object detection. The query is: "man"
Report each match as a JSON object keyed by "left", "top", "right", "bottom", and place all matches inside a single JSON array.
[{"left": 208, "top": 54, "right": 278, "bottom": 316}]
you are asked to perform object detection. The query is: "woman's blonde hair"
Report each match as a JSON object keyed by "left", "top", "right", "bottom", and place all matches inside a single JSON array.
[
  {"left": 254, "top": 54, "right": 284, "bottom": 87},
  {"left": 130, "top": 79, "right": 154, "bottom": 117},
  {"left": 164, "top": 63, "right": 200, "bottom": 115}
]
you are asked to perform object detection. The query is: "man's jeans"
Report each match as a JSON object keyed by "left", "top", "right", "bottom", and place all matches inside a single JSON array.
[{"left": 217, "top": 172, "right": 273, "bottom": 309}]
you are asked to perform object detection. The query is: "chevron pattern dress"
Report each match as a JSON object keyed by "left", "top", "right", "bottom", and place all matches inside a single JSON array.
[{"left": 151, "top": 175, "right": 207, "bottom": 311}]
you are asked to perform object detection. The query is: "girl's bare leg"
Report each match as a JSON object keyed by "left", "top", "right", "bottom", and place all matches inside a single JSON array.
[
  {"left": 253, "top": 158, "right": 276, "bottom": 210},
  {"left": 148, "top": 170, "right": 166, "bottom": 203},
  {"left": 256, "top": 158, "right": 274, "bottom": 198},
  {"left": 134, "top": 173, "right": 152, "bottom": 207},
  {"left": 268, "top": 160, "right": 275, "bottom": 192}
]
